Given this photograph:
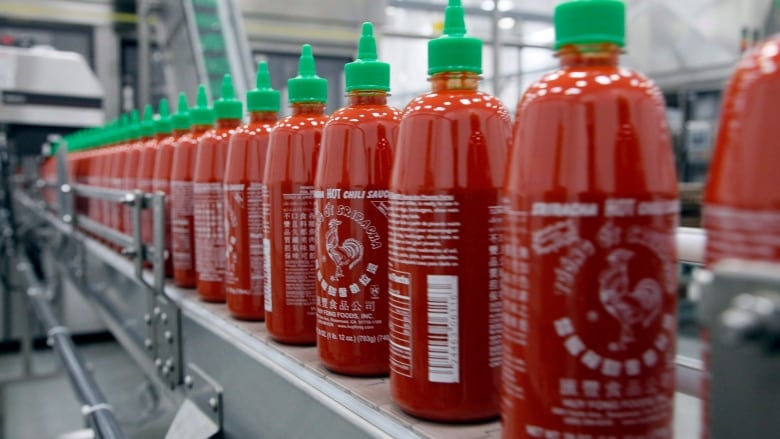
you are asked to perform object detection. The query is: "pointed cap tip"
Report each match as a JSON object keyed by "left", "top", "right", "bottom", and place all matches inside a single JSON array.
[
  {"left": 177, "top": 92, "right": 189, "bottom": 112},
  {"left": 155, "top": 98, "right": 173, "bottom": 134},
  {"left": 190, "top": 84, "right": 216, "bottom": 126},
  {"left": 171, "top": 92, "right": 192, "bottom": 130},
  {"left": 357, "top": 21, "right": 378, "bottom": 61},
  {"left": 158, "top": 98, "right": 170, "bottom": 117}
]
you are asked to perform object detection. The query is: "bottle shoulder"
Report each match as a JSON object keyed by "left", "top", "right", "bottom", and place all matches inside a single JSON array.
[
  {"left": 232, "top": 122, "right": 274, "bottom": 138},
  {"left": 273, "top": 114, "right": 329, "bottom": 133},
  {"left": 520, "top": 65, "right": 662, "bottom": 109},
  {"left": 402, "top": 89, "right": 510, "bottom": 120},
  {"left": 327, "top": 105, "right": 402, "bottom": 126}
]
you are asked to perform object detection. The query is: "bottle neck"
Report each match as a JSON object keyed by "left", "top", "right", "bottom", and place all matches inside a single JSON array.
[
  {"left": 173, "top": 128, "right": 189, "bottom": 136},
  {"left": 291, "top": 103, "right": 326, "bottom": 116},
  {"left": 347, "top": 90, "right": 388, "bottom": 106},
  {"left": 191, "top": 124, "right": 212, "bottom": 134},
  {"left": 249, "top": 111, "right": 278, "bottom": 123},
  {"left": 216, "top": 118, "right": 242, "bottom": 129},
  {"left": 430, "top": 72, "right": 480, "bottom": 92},
  {"left": 558, "top": 43, "right": 621, "bottom": 68}
]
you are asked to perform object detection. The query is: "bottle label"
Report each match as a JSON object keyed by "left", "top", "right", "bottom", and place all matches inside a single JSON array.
[
  {"left": 313, "top": 189, "right": 390, "bottom": 347},
  {"left": 153, "top": 179, "right": 172, "bottom": 259},
  {"left": 704, "top": 205, "right": 780, "bottom": 262},
  {"left": 225, "top": 182, "right": 265, "bottom": 296},
  {"left": 123, "top": 176, "right": 138, "bottom": 232},
  {"left": 193, "top": 182, "right": 225, "bottom": 282},
  {"left": 389, "top": 268, "right": 413, "bottom": 377},
  {"left": 153, "top": 179, "right": 170, "bottom": 195},
  {"left": 171, "top": 180, "right": 194, "bottom": 271},
  {"left": 387, "top": 193, "right": 503, "bottom": 384},
  {"left": 138, "top": 178, "right": 155, "bottom": 244},
  {"left": 502, "top": 197, "right": 678, "bottom": 437},
  {"left": 263, "top": 185, "right": 316, "bottom": 310},
  {"left": 110, "top": 177, "right": 124, "bottom": 228},
  {"left": 264, "top": 238, "right": 272, "bottom": 311}
]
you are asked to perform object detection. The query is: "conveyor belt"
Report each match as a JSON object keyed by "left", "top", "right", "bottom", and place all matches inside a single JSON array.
[{"left": 14, "top": 189, "right": 704, "bottom": 438}]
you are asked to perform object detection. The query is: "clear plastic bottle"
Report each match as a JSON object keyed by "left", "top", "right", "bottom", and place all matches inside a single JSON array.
[
  {"left": 193, "top": 75, "right": 243, "bottom": 302},
  {"left": 388, "top": 0, "right": 511, "bottom": 421},
  {"left": 171, "top": 85, "right": 215, "bottom": 288},
  {"left": 224, "top": 62, "right": 279, "bottom": 320},
  {"left": 502, "top": 1, "right": 678, "bottom": 437},
  {"left": 263, "top": 44, "right": 328, "bottom": 344},
  {"left": 154, "top": 93, "right": 192, "bottom": 278},
  {"left": 315, "top": 23, "right": 401, "bottom": 375}
]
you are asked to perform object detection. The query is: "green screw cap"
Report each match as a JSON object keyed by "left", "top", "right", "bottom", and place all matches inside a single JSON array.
[
  {"left": 213, "top": 74, "right": 243, "bottom": 120},
  {"left": 155, "top": 98, "right": 173, "bottom": 134},
  {"left": 140, "top": 104, "right": 156, "bottom": 137},
  {"left": 554, "top": 0, "right": 625, "bottom": 50},
  {"left": 288, "top": 44, "right": 328, "bottom": 104},
  {"left": 127, "top": 109, "right": 141, "bottom": 140},
  {"left": 190, "top": 85, "right": 216, "bottom": 126},
  {"left": 345, "top": 22, "right": 390, "bottom": 92},
  {"left": 172, "top": 92, "right": 192, "bottom": 131},
  {"left": 247, "top": 61, "right": 280, "bottom": 112},
  {"left": 428, "top": 0, "right": 482, "bottom": 75}
]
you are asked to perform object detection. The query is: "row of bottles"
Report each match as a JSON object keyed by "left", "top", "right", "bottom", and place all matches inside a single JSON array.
[{"left": 42, "top": 0, "right": 780, "bottom": 436}]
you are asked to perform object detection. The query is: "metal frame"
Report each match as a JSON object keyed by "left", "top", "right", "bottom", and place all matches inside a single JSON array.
[{"left": 16, "top": 249, "right": 125, "bottom": 439}]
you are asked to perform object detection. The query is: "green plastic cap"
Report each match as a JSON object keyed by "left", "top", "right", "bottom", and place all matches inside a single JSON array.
[
  {"left": 190, "top": 85, "right": 216, "bottom": 126},
  {"left": 214, "top": 74, "right": 243, "bottom": 120},
  {"left": 171, "top": 92, "right": 192, "bottom": 130},
  {"left": 428, "top": 0, "right": 482, "bottom": 75},
  {"left": 554, "top": 0, "right": 625, "bottom": 50},
  {"left": 288, "top": 44, "right": 328, "bottom": 104},
  {"left": 127, "top": 109, "right": 141, "bottom": 140},
  {"left": 247, "top": 61, "right": 281, "bottom": 112},
  {"left": 155, "top": 98, "right": 173, "bottom": 134},
  {"left": 140, "top": 104, "right": 156, "bottom": 137},
  {"left": 117, "top": 114, "right": 128, "bottom": 142},
  {"left": 345, "top": 22, "right": 390, "bottom": 92}
]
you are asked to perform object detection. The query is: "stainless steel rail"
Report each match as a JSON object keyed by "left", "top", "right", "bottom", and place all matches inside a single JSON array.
[
  {"left": 78, "top": 216, "right": 135, "bottom": 250},
  {"left": 71, "top": 183, "right": 135, "bottom": 204},
  {"left": 15, "top": 253, "right": 126, "bottom": 439}
]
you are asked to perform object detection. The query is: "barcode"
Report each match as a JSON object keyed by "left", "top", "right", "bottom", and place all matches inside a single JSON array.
[{"left": 427, "top": 275, "right": 459, "bottom": 383}]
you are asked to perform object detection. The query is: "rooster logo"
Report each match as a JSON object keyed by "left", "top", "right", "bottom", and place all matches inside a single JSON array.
[
  {"left": 325, "top": 218, "right": 364, "bottom": 282},
  {"left": 598, "top": 249, "right": 662, "bottom": 350}
]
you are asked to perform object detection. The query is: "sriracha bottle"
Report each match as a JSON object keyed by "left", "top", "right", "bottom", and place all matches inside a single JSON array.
[
  {"left": 154, "top": 93, "right": 192, "bottom": 278},
  {"left": 123, "top": 105, "right": 155, "bottom": 236},
  {"left": 193, "top": 75, "right": 243, "bottom": 302},
  {"left": 263, "top": 44, "right": 328, "bottom": 344},
  {"left": 171, "top": 85, "right": 214, "bottom": 288},
  {"left": 223, "top": 62, "right": 280, "bottom": 320},
  {"left": 387, "top": 0, "right": 511, "bottom": 422},
  {"left": 502, "top": 1, "right": 679, "bottom": 437},
  {"left": 138, "top": 99, "right": 172, "bottom": 248},
  {"left": 704, "top": 36, "right": 780, "bottom": 263},
  {"left": 314, "top": 23, "right": 401, "bottom": 375},
  {"left": 702, "top": 35, "right": 780, "bottom": 439},
  {"left": 109, "top": 111, "right": 140, "bottom": 235}
]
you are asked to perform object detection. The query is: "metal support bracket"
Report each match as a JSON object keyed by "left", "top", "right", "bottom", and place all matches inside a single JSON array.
[
  {"left": 165, "top": 364, "right": 223, "bottom": 439},
  {"left": 147, "top": 295, "right": 182, "bottom": 390}
]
